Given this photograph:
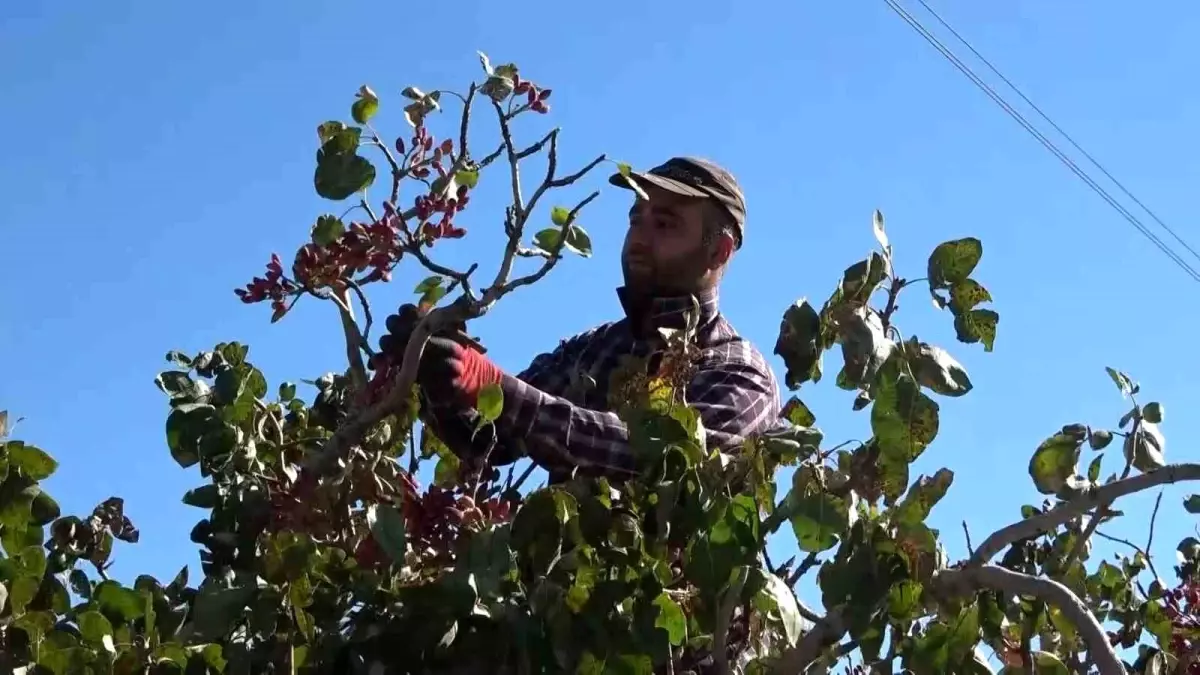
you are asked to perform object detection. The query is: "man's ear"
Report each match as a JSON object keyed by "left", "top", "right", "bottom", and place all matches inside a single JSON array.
[{"left": 709, "top": 233, "right": 734, "bottom": 270}]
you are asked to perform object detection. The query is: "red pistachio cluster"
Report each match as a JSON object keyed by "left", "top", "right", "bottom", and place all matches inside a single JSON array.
[
  {"left": 293, "top": 216, "right": 404, "bottom": 288},
  {"left": 513, "top": 74, "right": 552, "bottom": 114},
  {"left": 396, "top": 125, "right": 471, "bottom": 243},
  {"left": 234, "top": 254, "right": 297, "bottom": 317},
  {"left": 350, "top": 475, "right": 516, "bottom": 570},
  {"left": 1163, "top": 581, "right": 1200, "bottom": 670},
  {"left": 400, "top": 486, "right": 514, "bottom": 554}
]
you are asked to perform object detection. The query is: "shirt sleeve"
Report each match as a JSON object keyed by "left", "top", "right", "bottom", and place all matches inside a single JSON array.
[{"left": 497, "top": 340, "right": 783, "bottom": 479}]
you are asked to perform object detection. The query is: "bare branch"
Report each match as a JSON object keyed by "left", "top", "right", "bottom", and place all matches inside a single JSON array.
[
  {"left": 713, "top": 567, "right": 749, "bottom": 675},
  {"left": 932, "top": 565, "right": 1123, "bottom": 675},
  {"left": 776, "top": 609, "right": 846, "bottom": 674},
  {"left": 968, "top": 463, "right": 1200, "bottom": 566},
  {"left": 493, "top": 99, "right": 525, "bottom": 215},
  {"left": 962, "top": 520, "right": 974, "bottom": 557},
  {"left": 458, "top": 83, "right": 476, "bottom": 159}
]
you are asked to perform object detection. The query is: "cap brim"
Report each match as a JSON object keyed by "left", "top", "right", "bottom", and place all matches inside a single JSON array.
[{"left": 608, "top": 171, "right": 709, "bottom": 198}]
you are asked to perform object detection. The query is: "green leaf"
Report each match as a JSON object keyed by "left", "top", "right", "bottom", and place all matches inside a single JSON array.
[
  {"left": 887, "top": 580, "right": 923, "bottom": 622},
  {"left": 563, "top": 225, "right": 593, "bottom": 257},
  {"left": 893, "top": 468, "right": 954, "bottom": 526},
  {"left": 476, "top": 383, "right": 504, "bottom": 425},
  {"left": 774, "top": 298, "right": 823, "bottom": 390},
  {"left": 434, "top": 453, "right": 461, "bottom": 488},
  {"left": 7, "top": 442, "right": 58, "bottom": 480},
  {"left": 455, "top": 169, "right": 480, "bottom": 189},
  {"left": 30, "top": 490, "right": 60, "bottom": 525},
  {"left": 1029, "top": 433, "right": 1081, "bottom": 495},
  {"left": 182, "top": 484, "right": 220, "bottom": 509},
  {"left": 836, "top": 306, "right": 894, "bottom": 389},
  {"left": 351, "top": 88, "right": 379, "bottom": 124},
  {"left": 279, "top": 382, "right": 296, "bottom": 402},
  {"left": 872, "top": 209, "right": 890, "bottom": 251},
  {"left": 314, "top": 140, "right": 376, "bottom": 201},
  {"left": 69, "top": 569, "right": 91, "bottom": 599},
  {"left": 9, "top": 575, "right": 38, "bottom": 615},
  {"left": 414, "top": 275, "right": 444, "bottom": 294},
  {"left": 550, "top": 205, "right": 571, "bottom": 226},
  {"left": 1124, "top": 421, "right": 1166, "bottom": 473},
  {"left": 948, "top": 279, "right": 992, "bottom": 313},
  {"left": 367, "top": 504, "right": 407, "bottom": 563},
  {"left": 652, "top": 593, "right": 687, "bottom": 646},
  {"left": 616, "top": 162, "right": 633, "bottom": 177},
  {"left": 311, "top": 214, "right": 346, "bottom": 247},
  {"left": 789, "top": 492, "right": 847, "bottom": 552},
  {"left": 16, "top": 544, "right": 47, "bottom": 579},
  {"left": 77, "top": 610, "right": 114, "bottom": 646},
  {"left": 533, "top": 228, "right": 562, "bottom": 254},
  {"left": 191, "top": 583, "right": 254, "bottom": 640},
  {"left": 1105, "top": 366, "right": 1135, "bottom": 398},
  {"left": 94, "top": 581, "right": 145, "bottom": 623},
  {"left": 1143, "top": 401, "right": 1164, "bottom": 423},
  {"left": 952, "top": 309, "right": 999, "bottom": 352},
  {"left": 752, "top": 572, "right": 805, "bottom": 646},
  {"left": 781, "top": 397, "right": 817, "bottom": 427},
  {"left": 871, "top": 375, "right": 941, "bottom": 462},
  {"left": 1030, "top": 652, "right": 1069, "bottom": 675},
  {"left": 1087, "top": 455, "right": 1103, "bottom": 483},
  {"left": 909, "top": 341, "right": 973, "bottom": 397},
  {"left": 927, "top": 237, "right": 983, "bottom": 288},
  {"left": 155, "top": 370, "right": 201, "bottom": 399},
  {"left": 1088, "top": 429, "right": 1113, "bottom": 450}
]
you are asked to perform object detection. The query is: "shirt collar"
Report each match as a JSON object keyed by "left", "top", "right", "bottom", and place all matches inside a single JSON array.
[{"left": 616, "top": 285, "right": 720, "bottom": 337}]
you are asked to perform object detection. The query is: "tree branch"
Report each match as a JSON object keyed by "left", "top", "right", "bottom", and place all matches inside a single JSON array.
[
  {"left": 775, "top": 609, "right": 846, "bottom": 674},
  {"left": 713, "top": 567, "right": 749, "bottom": 675},
  {"left": 932, "top": 565, "right": 1123, "bottom": 675},
  {"left": 968, "top": 463, "right": 1200, "bottom": 566}
]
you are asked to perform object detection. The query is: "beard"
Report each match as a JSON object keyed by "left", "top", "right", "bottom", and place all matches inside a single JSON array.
[{"left": 621, "top": 244, "right": 710, "bottom": 298}]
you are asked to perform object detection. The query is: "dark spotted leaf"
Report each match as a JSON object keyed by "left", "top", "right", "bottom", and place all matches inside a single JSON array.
[
  {"left": 1029, "top": 433, "right": 1081, "bottom": 495},
  {"left": 953, "top": 309, "right": 999, "bottom": 352},
  {"left": 927, "top": 237, "right": 983, "bottom": 288},
  {"left": 948, "top": 279, "right": 992, "bottom": 313}
]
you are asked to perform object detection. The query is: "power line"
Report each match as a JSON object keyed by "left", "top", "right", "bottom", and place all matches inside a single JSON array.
[
  {"left": 911, "top": 0, "right": 1200, "bottom": 268},
  {"left": 882, "top": 0, "right": 1200, "bottom": 283}
]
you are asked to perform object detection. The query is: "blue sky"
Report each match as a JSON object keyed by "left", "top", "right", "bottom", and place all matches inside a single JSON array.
[{"left": 3, "top": 0, "right": 1199, "bottom": 631}]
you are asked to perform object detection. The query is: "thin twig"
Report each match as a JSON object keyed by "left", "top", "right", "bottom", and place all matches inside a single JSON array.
[
  {"left": 1146, "top": 489, "right": 1163, "bottom": 560},
  {"left": 786, "top": 551, "right": 820, "bottom": 587},
  {"left": 507, "top": 461, "right": 537, "bottom": 494},
  {"left": 1093, "top": 530, "right": 1162, "bottom": 582},
  {"left": 502, "top": 191, "right": 600, "bottom": 293},
  {"left": 344, "top": 278, "right": 375, "bottom": 351},
  {"left": 963, "top": 520, "right": 974, "bottom": 557},
  {"left": 458, "top": 83, "right": 476, "bottom": 160}
]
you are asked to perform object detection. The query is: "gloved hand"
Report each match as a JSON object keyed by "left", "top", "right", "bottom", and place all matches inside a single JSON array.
[{"left": 376, "top": 303, "right": 502, "bottom": 409}]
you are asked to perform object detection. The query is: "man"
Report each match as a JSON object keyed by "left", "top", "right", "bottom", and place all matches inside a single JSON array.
[{"left": 377, "top": 156, "right": 782, "bottom": 480}]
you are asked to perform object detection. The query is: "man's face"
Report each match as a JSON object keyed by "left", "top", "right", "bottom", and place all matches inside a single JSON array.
[{"left": 621, "top": 186, "right": 721, "bottom": 296}]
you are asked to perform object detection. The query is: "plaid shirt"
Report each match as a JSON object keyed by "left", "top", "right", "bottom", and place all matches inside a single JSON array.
[{"left": 424, "top": 286, "right": 782, "bottom": 480}]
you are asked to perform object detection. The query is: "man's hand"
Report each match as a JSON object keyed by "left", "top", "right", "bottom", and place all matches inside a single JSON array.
[{"left": 376, "top": 304, "right": 503, "bottom": 409}]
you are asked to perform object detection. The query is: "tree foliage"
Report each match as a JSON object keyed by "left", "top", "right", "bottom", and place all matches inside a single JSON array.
[{"left": 2, "top": 54, "right": 1199, "bottom": 675}]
